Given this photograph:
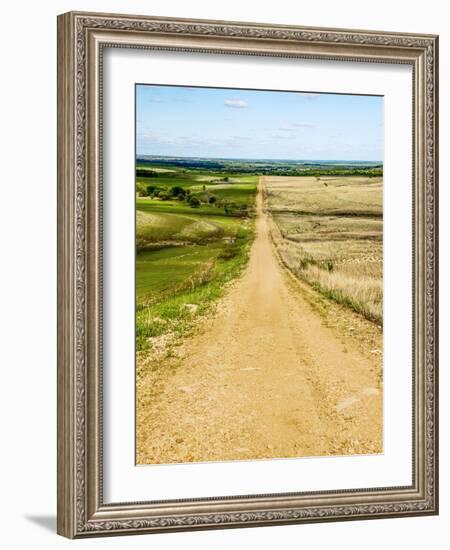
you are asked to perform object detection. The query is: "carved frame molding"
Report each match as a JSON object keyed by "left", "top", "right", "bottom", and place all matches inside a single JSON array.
[{"left": 57, "top": 11, "right": 438, "bottom": 538}]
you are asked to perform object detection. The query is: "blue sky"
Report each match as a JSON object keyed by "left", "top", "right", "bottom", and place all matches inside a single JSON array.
[{"left": 136, "top": 85, "right": 383, "bottom": 162}]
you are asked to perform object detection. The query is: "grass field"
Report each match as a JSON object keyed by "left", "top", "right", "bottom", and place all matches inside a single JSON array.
[
  {"left": 136, "top": 162, "right": 383, "bottom": 357},
  {"left": 136, "top": 165, "right": 257, "bottom": 353},
  {"left": 265, "top": 176, "right": 383, "bottom": 324}
]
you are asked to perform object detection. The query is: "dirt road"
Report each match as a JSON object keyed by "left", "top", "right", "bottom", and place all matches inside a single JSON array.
[{"left": 137, "top": 177, "right": 383, "bottom": 464}]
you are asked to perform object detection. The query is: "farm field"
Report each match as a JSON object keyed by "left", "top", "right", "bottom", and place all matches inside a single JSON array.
[
  {"left": 135, "top": 163, "right": 257, "bottom": 353},
  {"left": 136, "top": 176, "right": 383, "bottom": 464},
  {"left": 265, "top": 176, "right": 383, "bottom": 324}
]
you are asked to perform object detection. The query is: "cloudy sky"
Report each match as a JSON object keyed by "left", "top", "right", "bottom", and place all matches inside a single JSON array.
[{"left": 136, "top": 84, "right": 383, "bottom": 161}]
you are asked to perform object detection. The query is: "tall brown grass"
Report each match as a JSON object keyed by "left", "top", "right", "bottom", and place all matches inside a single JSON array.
[{"left": 266, "top": 176, "right": 383, "bottom": 325}]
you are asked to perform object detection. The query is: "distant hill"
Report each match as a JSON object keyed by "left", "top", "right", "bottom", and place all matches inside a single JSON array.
[{"left": 136, "top": 155, "right": 383, "bottom": 177}]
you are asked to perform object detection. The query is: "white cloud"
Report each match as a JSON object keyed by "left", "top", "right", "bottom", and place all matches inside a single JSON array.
[
  {"left": 232, "top": 135, "right": 252, "bottom": 141},
  {"left": 224, "top": 99, "right": 248, "bottom": 108},
  {"left": 279, "top": 122, "right": 315, "bottom": 131},
  {"left": 271, "top": 133, "right": 293, "bottom": 140}
]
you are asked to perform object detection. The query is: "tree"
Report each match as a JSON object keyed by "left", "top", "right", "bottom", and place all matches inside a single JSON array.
[
  {"left": 157, "top": 190, "right": 171, "bottom": 201},
  {"left": 170, "top": 185, "right": 185, "bottom": 198},
  {"left": 136, "top": 168, "right": 159, "bottom": 178},
  {"left": 146, "top": 185, "right": 160, "bottom": 197},
  {"left": 188, "top": 196, "right": 201, "bottom": 208},
  {"left": 208, "top": 195, "right": 217, "bottom": 204}
]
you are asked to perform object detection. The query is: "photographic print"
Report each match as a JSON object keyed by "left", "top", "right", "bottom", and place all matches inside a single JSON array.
[
  {"left": 135, "top": 84, "right": 384, "bottom": 465},
  {"left": 58, "top": 13, "right": 438, "bottom": 537}
]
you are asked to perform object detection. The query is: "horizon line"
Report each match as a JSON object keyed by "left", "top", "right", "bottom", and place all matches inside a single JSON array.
[{"left": 136, "top": 153, "right": 383, "bottom": 164}]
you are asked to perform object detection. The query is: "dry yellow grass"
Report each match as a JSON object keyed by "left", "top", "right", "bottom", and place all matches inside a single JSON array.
[{"left": 265, "top": 176, "right": 383, "bottom": 324}]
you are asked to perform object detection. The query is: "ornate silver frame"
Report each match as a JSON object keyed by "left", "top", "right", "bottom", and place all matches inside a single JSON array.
[{"left": 57, "top": 11, "right": 439, "bottom": 538}]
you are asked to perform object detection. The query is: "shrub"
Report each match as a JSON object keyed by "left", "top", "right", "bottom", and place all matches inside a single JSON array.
[
  {"left": 188, "top": 196, "right": 201, "bottom": 208},
  {"left": 157, "top": 190, "right": 171, "bottom": 201},
  {"left": 224, "top": 203, "right": 235, "bottom": 215},
  {"left": 146, "top": 185, "right": 161, "bottom": 197},
  {"left": 171, "top": 185, "right": 185, "bottom": 198},
  {"left": 224, "top": 202, "right": 247, "bottom": 217},
  {"left": 218, "top": 246, "right": 238, "bottom": 260}
]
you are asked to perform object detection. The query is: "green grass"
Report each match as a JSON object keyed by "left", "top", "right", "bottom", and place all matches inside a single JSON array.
[
  {"left": 136, "top": 238, "right": 252, "bottom": 352},
  {"left": 135, "top": 165, "right": 256, "bottom": 354},
  {"left": 201, "top": 184, "right": 257, "bottom": 204},
  {"left": 136, "top": 199, "right": 225, "bottom": 218},
  {"left": 136, "top": 206, "right": 250, "bottom": 250},
  {"left": 137, "top": 244, "right": 224, "bottom": 301}
]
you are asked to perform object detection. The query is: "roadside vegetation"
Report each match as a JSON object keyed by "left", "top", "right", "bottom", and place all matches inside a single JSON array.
[
  {"left": 265, "top": 176, "right": 383, "bottom": 324},
  {"left": 135, "top": 162, "right": 257, "bottom": 354}
]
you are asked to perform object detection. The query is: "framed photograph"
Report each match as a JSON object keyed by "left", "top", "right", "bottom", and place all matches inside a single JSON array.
[{"left": 57, "top": 11, "right": 439, "bottom": 538}]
